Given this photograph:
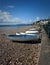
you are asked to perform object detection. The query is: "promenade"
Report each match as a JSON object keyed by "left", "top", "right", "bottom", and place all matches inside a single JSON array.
[{"left": 38, "top": 28, "right": 50, "bottom": 65}]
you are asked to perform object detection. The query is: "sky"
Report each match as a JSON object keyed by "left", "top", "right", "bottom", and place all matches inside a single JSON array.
[{"left": 0, "top": 0, "right": 50, "bottom": 25}]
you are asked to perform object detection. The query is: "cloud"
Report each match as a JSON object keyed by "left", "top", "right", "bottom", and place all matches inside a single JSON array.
[
  {"left": 0, "top": 10, "right": 26, "bottom": 24},
  {"left": 0, "top": 10, "right": 33, "bottom": 25},
  {"left": 8, "top": 5, "right": 15, "bottom": 8}
]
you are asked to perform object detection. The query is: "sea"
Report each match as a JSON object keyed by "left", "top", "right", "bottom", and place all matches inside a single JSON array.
[{"left": 0, "top": 24, "right": 32, "bottom": 27}]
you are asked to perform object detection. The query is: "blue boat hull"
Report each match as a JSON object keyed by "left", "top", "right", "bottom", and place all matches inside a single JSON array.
[{"left": 7, "top": 34, "right": 40, "bottom": 41}]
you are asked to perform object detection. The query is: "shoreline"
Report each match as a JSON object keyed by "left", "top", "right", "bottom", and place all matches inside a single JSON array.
[{"left": 0, "top": 25, "right": 33, "bottom": 34}]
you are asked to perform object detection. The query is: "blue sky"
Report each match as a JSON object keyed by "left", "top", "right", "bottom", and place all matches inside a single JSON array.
[{"left": 0, "top": 0, "right": 50, "bottom": 25}]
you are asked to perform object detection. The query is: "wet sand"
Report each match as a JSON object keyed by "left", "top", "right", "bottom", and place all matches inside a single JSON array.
[
  {"left": 0, "top": 25, "right": 41, "bottom": 65},
  {"left": 0, "top": 26, "right": 33, "bottom": 34}
]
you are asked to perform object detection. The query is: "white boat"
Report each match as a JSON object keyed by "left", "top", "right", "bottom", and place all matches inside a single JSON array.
[
  {"left": 16, "top": 32, "right": 26, "bottom": 35},
  {"left": 16, "top": 32, "right": 34, "bottom": 35},
  {"left": 29, "top": 27, "right": 41, "bottom": 31},
  {"left": 25, "top": 30, "right": 39, "bottom": 34}
]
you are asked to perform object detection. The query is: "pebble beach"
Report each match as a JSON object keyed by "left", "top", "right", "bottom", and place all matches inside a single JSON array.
[{"left": 0, "top": 25, "right": 41, "bottom": 65}]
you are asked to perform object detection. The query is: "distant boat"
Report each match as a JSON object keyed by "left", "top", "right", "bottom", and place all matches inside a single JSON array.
[
  {"left": 25, "top": 27, "right": 41, "bottom": 34},
  {"left": 25, "top": 30, "right": 39, "bottom": 34}
]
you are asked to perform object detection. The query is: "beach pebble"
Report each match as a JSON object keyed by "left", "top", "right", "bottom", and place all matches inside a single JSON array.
[{"left": 0, "top": 31, "right": 41, "bottom": 65}]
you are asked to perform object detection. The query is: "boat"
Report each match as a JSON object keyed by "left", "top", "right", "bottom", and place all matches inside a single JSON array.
[
  {"left": 29, "top": 27, "right": 41, "bottom": 32},
  {"left": 25, "top": 30, "right": 39, "bottom": 34},
  {"left": 7, "top": 32, "right": 41, "bottom": 42},
  {"left": 16, "top": 32, "right": 26, "bottom": 35},
  {"left": 16, "top": 32, "right": 34, "bottom": 35},
  {"left": 7, "top": 28, "right": 41, "bottom": 42}
]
